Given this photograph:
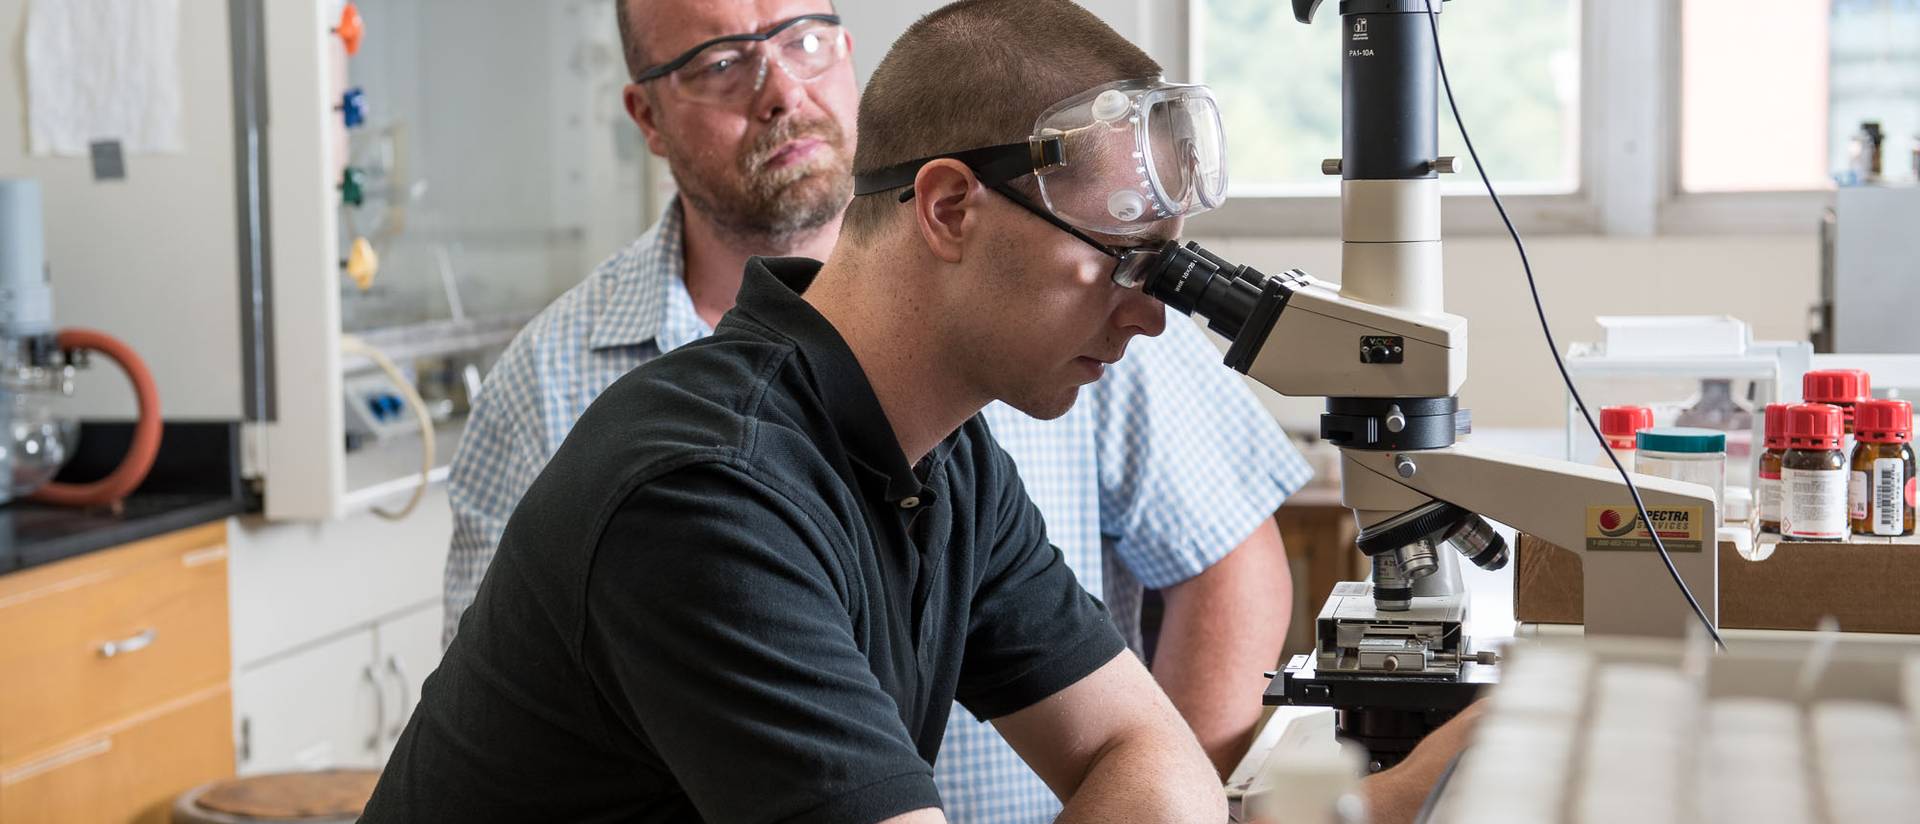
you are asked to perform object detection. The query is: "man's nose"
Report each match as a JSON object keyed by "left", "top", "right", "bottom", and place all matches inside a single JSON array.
[
  {"left": 751, "top": 55, "right": 809, "bottom": 122},
  {"left": 1115, "top": 288, "right": 1168, "bottom": 338}
]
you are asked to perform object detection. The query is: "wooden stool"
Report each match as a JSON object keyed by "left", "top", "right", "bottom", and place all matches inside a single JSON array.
[{"left": 172, "top": 769, "right": 379, "bottom": 823}]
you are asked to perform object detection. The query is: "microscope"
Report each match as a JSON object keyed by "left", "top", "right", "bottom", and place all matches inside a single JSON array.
[{"left": 1128, "top": 0, "right": 1722, "bottom": 770}]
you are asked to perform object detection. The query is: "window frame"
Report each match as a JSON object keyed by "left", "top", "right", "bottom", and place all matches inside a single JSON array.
[{"left": 1174, "top": 0, "right": 1832, "bottom": 238}]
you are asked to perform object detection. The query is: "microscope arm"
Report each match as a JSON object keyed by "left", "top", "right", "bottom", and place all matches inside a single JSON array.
[{"left": 1342, "top": 444, "right": 1719, "bottom": 638}]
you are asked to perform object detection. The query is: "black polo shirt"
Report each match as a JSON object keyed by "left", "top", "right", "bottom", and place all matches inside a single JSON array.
[{"left": 362, "top": 257, "right": 1127, "bottom": 823}]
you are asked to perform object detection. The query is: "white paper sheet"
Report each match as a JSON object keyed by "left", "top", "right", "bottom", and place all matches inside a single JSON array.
[{"left": 24, "top": 0, "right": 185, "bottom": 157}]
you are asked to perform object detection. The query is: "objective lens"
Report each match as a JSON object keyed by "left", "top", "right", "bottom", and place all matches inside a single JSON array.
[
  {"left": 1442, "top": 514, "right": 1509, "bottom": 571},
  {"left": 1371, "top": 553, "right": 1414, "bottom": 612},
  {"left": 1393, "top": 539, "right": 1438, "bottom": 580}
]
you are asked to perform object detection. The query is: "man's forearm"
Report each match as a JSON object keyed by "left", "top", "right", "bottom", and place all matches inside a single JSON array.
[
  {"left": 1357, "top": 700, "right": 1486, "bottom": 824},
  {"left": 1053, "top": 717, "right": 1228, "bottom": 823},
  {"left": 1152, "top": 518, "right": 1292, "bottom": 777},
  {"left": 994, "top": 653, "right": 1228, "bottom": 824}
]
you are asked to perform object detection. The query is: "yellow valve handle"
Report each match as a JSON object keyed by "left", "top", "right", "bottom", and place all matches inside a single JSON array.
[{"left": 345, "top": 237, "right": 379, "bottom": 290}]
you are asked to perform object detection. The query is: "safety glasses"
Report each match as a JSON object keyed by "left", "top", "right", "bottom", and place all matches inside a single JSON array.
[{"left": 632, "top": 14, "right": 848, "bottom": 106}]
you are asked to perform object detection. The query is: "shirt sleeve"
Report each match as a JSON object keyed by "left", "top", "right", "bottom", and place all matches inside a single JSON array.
[
  {"left": 955, "top": 437, "right": 1128, "bottom": 720},
  {"left": 1086, "top": 315, "right": 1316, "bottom": 589},
  {"left": 443, "top": 348, "right": 557, "bottom": 648},
  {"left": 580, "top": 462, "right": 942, "bottom": 824}
]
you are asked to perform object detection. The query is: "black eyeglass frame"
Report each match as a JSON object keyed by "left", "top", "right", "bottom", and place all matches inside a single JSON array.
[
  {"left": 852, "top": 141, "right": 1174, "bottom": 284},
  {"left": 631, "top": 13, "right": 844, "bottom": 84}
]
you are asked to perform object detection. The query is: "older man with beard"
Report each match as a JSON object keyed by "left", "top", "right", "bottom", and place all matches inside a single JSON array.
[
  {"left": 439, "top": 1, "right": 1311, "bottom": 821},
  {"left": 441, "top": 0, "right": 859, "bottom": 639}
]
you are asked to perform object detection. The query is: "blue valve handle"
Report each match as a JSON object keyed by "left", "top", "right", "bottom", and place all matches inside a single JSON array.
[{"left": 338, "top": 87, "right": 368, "bottom": 129}]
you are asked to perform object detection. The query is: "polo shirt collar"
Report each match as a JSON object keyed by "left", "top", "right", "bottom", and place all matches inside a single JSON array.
[
  {"left": 589, "top": 199, "right": 710, "bottom": 354},
  {"left": 732, "top": 257, "right": 942, "bottom": 503}
]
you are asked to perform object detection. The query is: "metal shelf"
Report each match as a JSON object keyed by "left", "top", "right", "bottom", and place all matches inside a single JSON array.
[{"left": 340, "top": 313, "right": 532, "bottom": 373}]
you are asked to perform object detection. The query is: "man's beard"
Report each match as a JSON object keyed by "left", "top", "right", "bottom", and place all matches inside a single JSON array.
[{"left": 666, "top": 115, "right": 853, "bottom": 244}]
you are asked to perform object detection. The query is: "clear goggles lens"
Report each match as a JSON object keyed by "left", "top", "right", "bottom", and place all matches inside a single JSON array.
[
  {"left": 1033, "top": 81, "right": 1229, "bottom": 236},
  {"left": 669, "top": 18, "right": 846, "bottom": 104}
]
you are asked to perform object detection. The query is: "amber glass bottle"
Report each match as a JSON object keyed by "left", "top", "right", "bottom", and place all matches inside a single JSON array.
[
  {"left": 1757, "top": 403, "right": 1790, "bottom": 534},
  {"left": 1782, "top": 404, "right": 1848, "bottom": 542},
  {"left": 1851, "top": 399, "right": 1916, "bottom": 537}
]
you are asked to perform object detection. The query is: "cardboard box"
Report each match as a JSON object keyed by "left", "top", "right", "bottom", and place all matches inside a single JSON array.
[{"left": 1514, "top": 532, "right": 1920, "bottom": 634}]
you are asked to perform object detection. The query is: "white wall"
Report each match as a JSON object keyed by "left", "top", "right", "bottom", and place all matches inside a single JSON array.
[{"left": 0, "top": 0, "right": 245, "bottom": 419}]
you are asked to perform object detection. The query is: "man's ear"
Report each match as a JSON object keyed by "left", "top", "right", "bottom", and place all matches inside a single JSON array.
[
  {"left": 623, "top": 84, "right": 671, "bottom": 158},
  {"left": 912, "top": 159, "right": 982, "bottom": 265}
]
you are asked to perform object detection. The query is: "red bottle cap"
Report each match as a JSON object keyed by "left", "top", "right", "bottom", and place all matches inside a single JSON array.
[
  {"left": 1763, "top": 403, "right": 1792, "bottom": 450},
  {"left": 1803, "top": 369, "right": 1871, "bottom": 406},
  {"left": 1856, "top": 399, "right": 1913, "bottom": 444},
  {"left": 1600, "top": 406, "right": 1654, "bottom": 448},
  {"left": 1786, "top": 403, "right": 1842, "bottom": 449}
]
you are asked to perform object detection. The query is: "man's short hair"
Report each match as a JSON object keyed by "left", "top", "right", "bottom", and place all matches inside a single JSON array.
[
  {"left": 842, "top": 0, "right": 1162, "bottom": 239},
  {"left": 615, "top": 0, "right": 647, "bottom": 81}
]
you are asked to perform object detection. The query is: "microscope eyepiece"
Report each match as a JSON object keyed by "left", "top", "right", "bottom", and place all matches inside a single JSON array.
[{"left": 1121, "top": 241, "right": 1264, "bottom": 340}]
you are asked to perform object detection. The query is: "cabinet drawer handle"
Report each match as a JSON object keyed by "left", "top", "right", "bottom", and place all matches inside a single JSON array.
[
  {"left": 364, "top": 666, "right": 387, "bottom": 751},
  {"left": 98, "top": 628, "right": 156, "bottom": 658},
  {"left": 385, "top": 654, "right": 411, "bottom": 741}
]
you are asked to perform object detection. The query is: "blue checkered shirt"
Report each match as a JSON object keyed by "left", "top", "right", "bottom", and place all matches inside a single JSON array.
[{"left": 442, "top": 200, "right": 1313, "bottom": 824}]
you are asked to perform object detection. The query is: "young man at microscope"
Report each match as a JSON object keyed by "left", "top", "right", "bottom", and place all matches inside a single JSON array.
[
  {"left": 439, "top": 0, "right": 1310, "bottom": 820},
  {"left": 377, "top": 1, "right": 1477, "bottom": 821}
]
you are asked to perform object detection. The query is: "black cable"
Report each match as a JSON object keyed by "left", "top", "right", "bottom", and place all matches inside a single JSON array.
[{"left": 1419, "top": 0, "right": 1727, "bottom": 651}]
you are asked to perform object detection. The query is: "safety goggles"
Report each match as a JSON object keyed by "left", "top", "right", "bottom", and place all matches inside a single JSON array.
[
  {"left": 852, "top": 78, "right": 1229, "bottom": 237},
  {"left": 632, "top": 14, "right": 848, "bottom": 106}
]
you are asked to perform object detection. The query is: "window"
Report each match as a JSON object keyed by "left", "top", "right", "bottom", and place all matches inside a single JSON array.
[
  {"left": 1681, "top": 0, "right": 1920, "bottom": 193},
  {"left": 1828, "top": 0, "right": 1920, "bottom": 183},
  {"left": 1194, "top": 0, "right": 1582, "bottom": 197}
]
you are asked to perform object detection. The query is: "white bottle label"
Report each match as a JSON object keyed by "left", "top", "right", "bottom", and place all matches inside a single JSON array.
[
  {"left": 1757, "top": 474, "right": 1781, "bottom": 524},
  {"left": 1850, "top": 470, "right": 1869, "bottom": 519},
  {"left": 1783, "top": 467, "right": 1848, "bottom": 539},
  {"left": 1873, "top": 458, "right": 1907, "bottom": 536}
]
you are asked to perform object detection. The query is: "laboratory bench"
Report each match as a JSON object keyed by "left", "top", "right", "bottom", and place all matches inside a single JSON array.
[
  {"left": 0, "top": 421, "right": 246, "bottom": 822},
  {"left": 0, "top": 421, "right": 249, "bottom": 579}
]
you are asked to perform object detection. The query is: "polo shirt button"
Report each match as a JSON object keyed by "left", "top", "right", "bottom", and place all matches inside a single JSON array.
[{"left": 900, "top": 496, "right": 921, "bottom": 510}]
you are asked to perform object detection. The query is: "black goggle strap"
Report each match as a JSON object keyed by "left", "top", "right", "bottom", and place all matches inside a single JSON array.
[{"left": 851, "top": 138, "right": 1067, "bottom": 203}]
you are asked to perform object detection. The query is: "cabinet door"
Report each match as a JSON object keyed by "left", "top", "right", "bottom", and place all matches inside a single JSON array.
[
  {"left": 232, "top": 630, "right": 382, "bottom": 774},
  {"left": 228, "top": 491, "right": 449, "bottom": 668},
  {"left": 0, "top": 687, "right": 233, "bottom": 824},
  {"left": 0, "top": 523, "right": 229, "bottom": 763},
  {"left": 373, "top": 603, "right": 443, "bottom": 756}
]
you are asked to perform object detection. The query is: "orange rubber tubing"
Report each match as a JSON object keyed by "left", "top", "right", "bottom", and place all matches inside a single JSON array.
[{"left": 29, "top": 329, "right": 162, "bottom": 508}]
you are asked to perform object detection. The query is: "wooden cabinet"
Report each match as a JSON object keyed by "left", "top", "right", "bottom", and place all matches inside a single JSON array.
[
  {"left": 0, "top": 689, "right": 232, "bottom": 824},
  {"left": 0, "top": 523, "right": 235, "bottom": 823},
  {"left": 1275, "top": 488, "right": 1365, "bottom": 660}
]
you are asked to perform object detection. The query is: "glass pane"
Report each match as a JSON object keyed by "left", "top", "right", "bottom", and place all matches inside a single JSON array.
[
  {"left": 1682, "top": 0, "right": 1920, "bottom": 192},
  {"left": 1680, "top": 0, "right": 1835, "bottom": 192},
  {"left": 338, "top": 0, "right": 648, "bottom": 332},
  {"left": 1829, "top": 0, "right": 1920, "bottom": 184},
  {"left": 1196, "top": 0, "right": 1581, "bottom": 197}
]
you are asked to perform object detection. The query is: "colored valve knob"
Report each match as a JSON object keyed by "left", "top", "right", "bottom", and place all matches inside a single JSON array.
[
  {"left": 344, "top": 237, "right": 380, "bottom": 290},
  {"left": 334, "top": 2, "right": 365, "bottom": 56},
  {"left": 338, "top": 87, "right": 368, "bottom": 129},
  {"left": 339, "top": 166, "right": 367, "bottom": 208}
]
